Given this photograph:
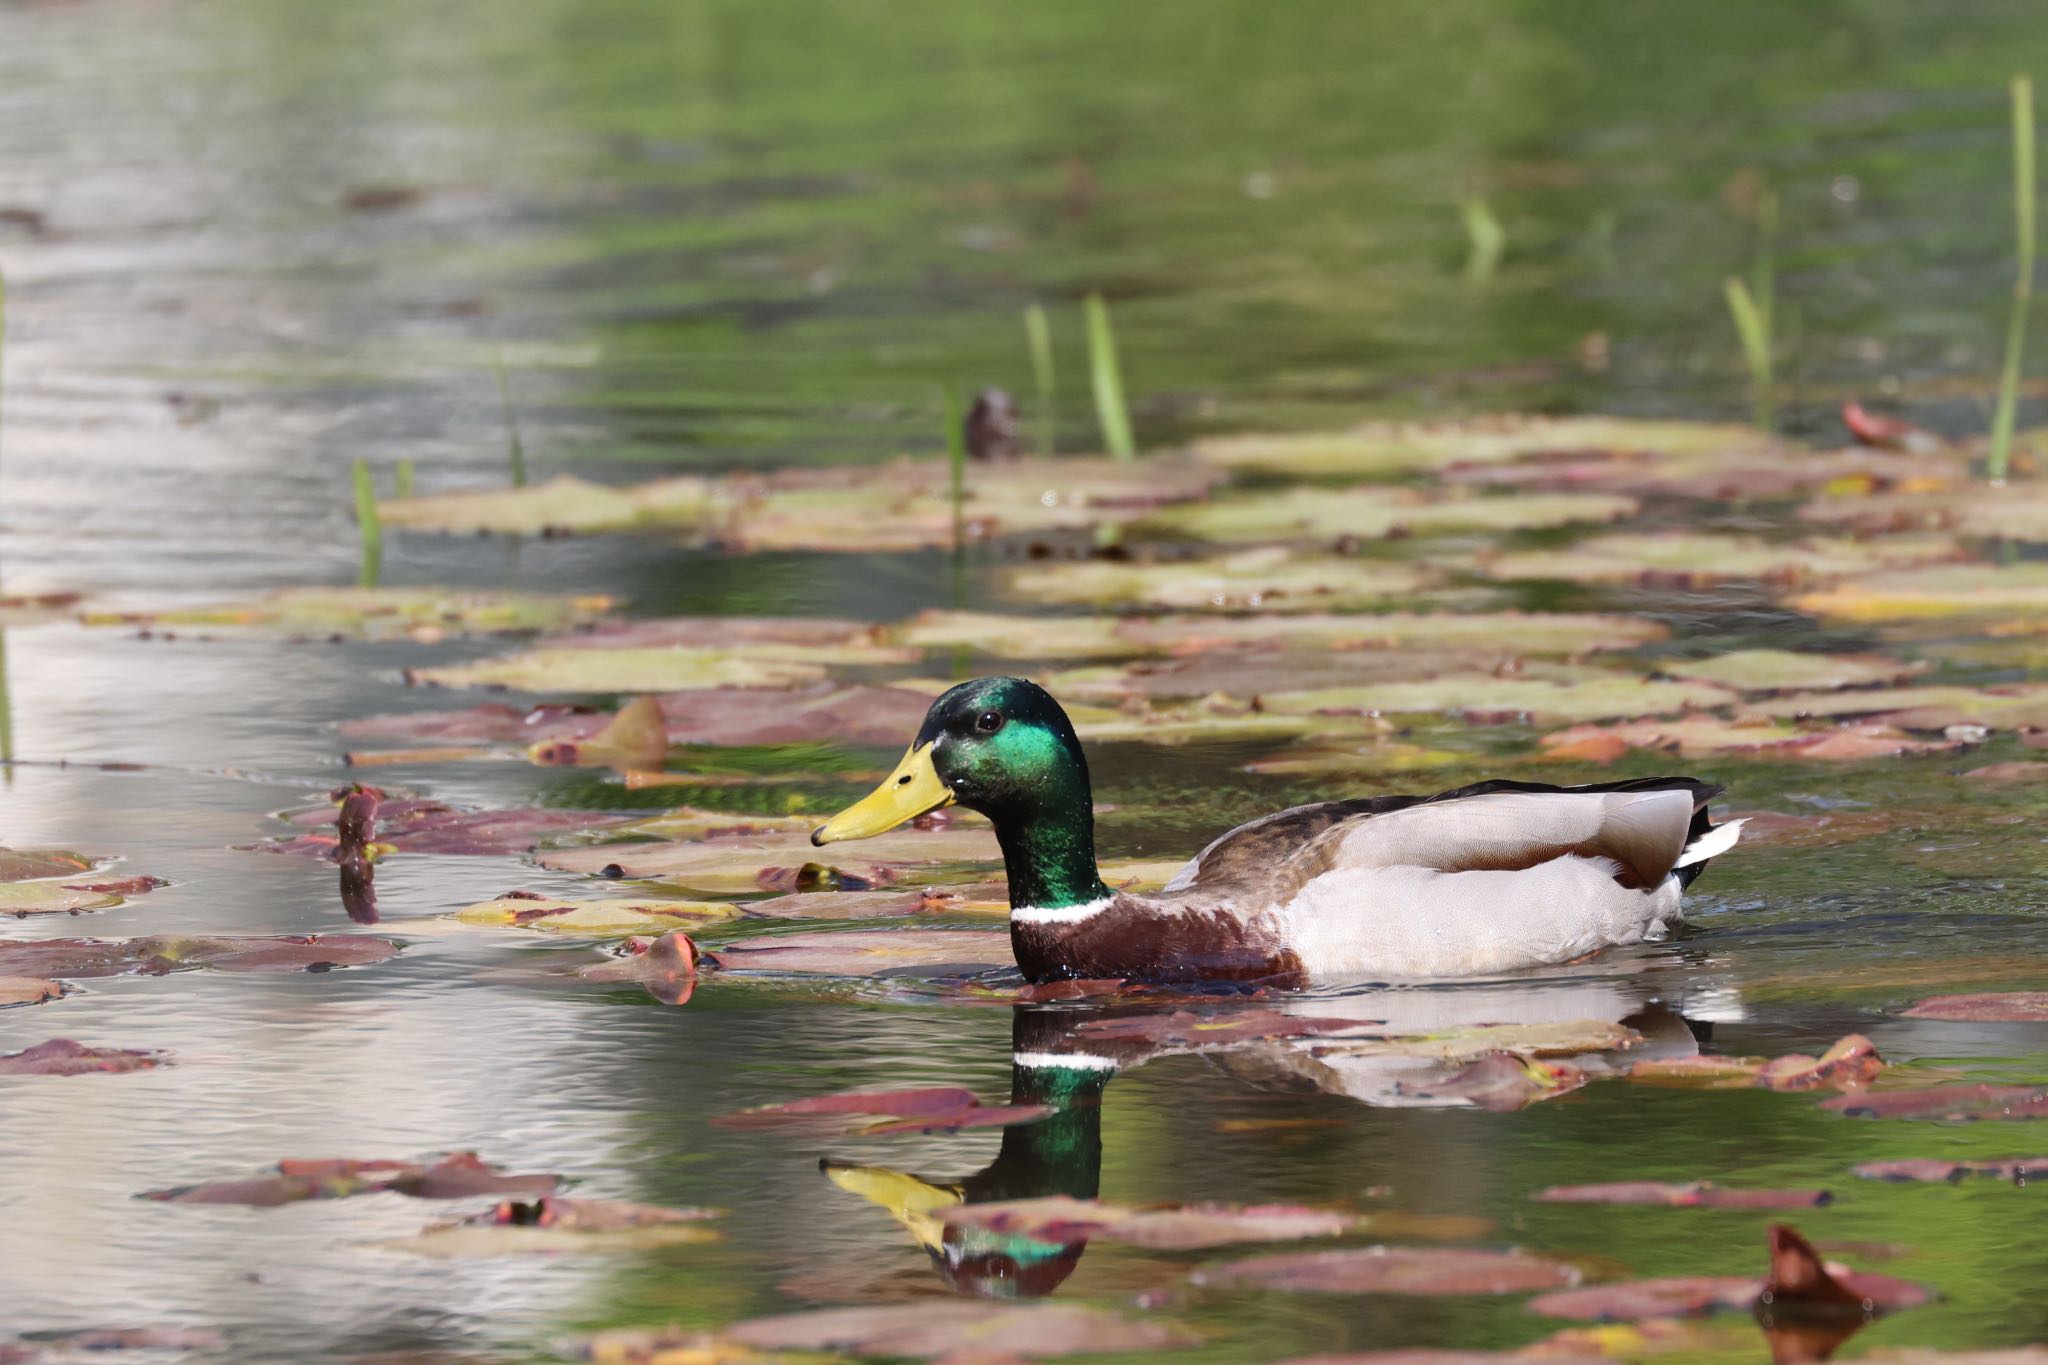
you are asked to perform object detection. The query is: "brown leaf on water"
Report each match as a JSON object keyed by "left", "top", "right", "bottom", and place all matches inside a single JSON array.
[
  {"left": 714, "top": 1085, "right": 1049, "bottom": 1137},
  {"left": 938, "top": 1196, "right": 1356, "bottom": 1251},
  {"left": 706, "top": 928, "right": 1013, "bottom": 978},
  {"left": 1963, "top": 763, "right": 2048, "bottom": 784},
  {"left": 576, "top": 932, "right": 701, "bottom": 1006},
  {"left": 0, "top": 934, "right": 399, "bottom": 980},
  {"left": 528, "top": 695, "right": 668, "bottom": 769},
  {"left": 380, "top": 1196, "right": 722, "bottom": 1258},
  {"left": 1534, "top": 1182, "right": 1831, "bottom": 1210},
  {"left": 1195, "top": 1245, "right": 1580, "bottom": 1295},
  {"left": 0, "top": 848, "right": 95, "bottom": 881},
  {"left": 144, "top": 1152, "right": 558, "bottom": 1206},
  {"left": 1902, "top": 993, "right": 2048, "bottom": 1022},
  {"left": 1823, "top": 1083, "right": 2048, "bottom": 1120},
  {"left": 0, "top": 977, "right": 64, "bottom": 1007},
  {"left": 718, "top": 1301, "right": 1199, "bottom": 1358},
  {"left": 1855, "top": 1157, "right": 2048, "bottom": 1183},
  {"left": 0, "top": 1039, "right": 163, "bottom": 1076},
  {"left": 59, "top": 874, "right": 167, "bottom": 896}
]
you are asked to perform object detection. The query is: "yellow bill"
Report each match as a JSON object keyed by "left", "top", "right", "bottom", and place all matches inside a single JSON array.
[{"left": 811, "top": 741, "right": 954, "bottom": 845}]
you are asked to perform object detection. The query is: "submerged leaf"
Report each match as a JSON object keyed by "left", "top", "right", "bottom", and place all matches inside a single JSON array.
[
  {"left": 82, "top": 587, "right": 614, "bottom": 640},
  {"left": 1533, "top": 1182, "right": 1831, "bottom": 1209},
  {"left": 1196, "top": 1246, "right": 1580, "bottom": 1295},
  {"left": 938, "top": 1196, "right": 1355, "bottom": 1250},
  {"left": 0, "top": 1039, "right": 163, "bottom": 1076},
  {"left": 1903, "top": 993, "right": 2048, "bottom": 1022}
]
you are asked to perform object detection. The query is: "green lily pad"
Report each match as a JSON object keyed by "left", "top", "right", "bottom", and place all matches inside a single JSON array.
[
  {"left": 539, "top": 827, "right": 1003, "bottom": 892},
  {"left": 1259, "top": 673, "right": 1735, "bottom": 725},
  {"left": 1737, "top": 684, "right": 2048, "bottom": 731},
  {"left": 408, "top": 647, "right": 847, "bottom": 693},
  {"left": 82, "top": 588, "right": 617, "bottom": 641},
  {"left": 894, "top": 611, "right": 1144, "bottom": 660},
  {"left": 1137, "top": 487, "right": 1637, "bottom": 544},
  {"left": 1242, "top": 741, "right": 1473, "bottom": 776},
  {"left": 1008, "top": 549, "right": 1435, "bottom": 612},
  {"left": 1800, "top": 482, "right": 2048, "bottom": 539},
  {"left": 0, "top": 849, "right": 95, "bottom": 882},
  {"left": 0, "top": 881, "right": 127, "bottom": 916},
  {"left": 1538, "top": 718, "right": 1809, "bottom": 759},
  {"left": 1661, "top": 650, "right": 1928, "bottom": 694},
  {"left": 379, "top": 474, "right": 733, "bottom": 536},
  {"left": 453, "top": 896, "right": 742, "bottom": 936},
  {"left": 1483, "top": 533, "right": 1960, "bottom": 586},
  {"left": 1794, "top": 565, "right": 2048, "bottom": 623},
  {"left": 1114, "top": 611, "right": 1667, "bottom": 658},
  {"left": 1191, "top": 414, "right": 1762, "bottom": 477}
]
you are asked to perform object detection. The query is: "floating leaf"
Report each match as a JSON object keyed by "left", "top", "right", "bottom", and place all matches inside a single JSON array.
[
  {"left": 0, "top": 935, "right": 398, "bottom": 980},
  {"left": 1794, "top": 564, "right": 2048, "bottom": 623},
  {"left": 1138, "top": 487, "right": 1638, "bottom": 545},
  {"left": 1903, "top": 993, "right": 2048, "bottom": 1022},
  {"left": 1660, "top": 650, "right": 1927, "bottom": 694},
  {"left": 1395, "top": 1052, "right": 1587, "bottom": 1111},
  {"left": 144, "top": 1152, "right": 557, "bottom": 1206},
  {"left": 0, "top": 880, "right": 126, "bottom": 916},
  {"left": 380, "top": 1196, "right": 722, "bottom": 1257},
  {"left": 1854, "top": 1157, "right": 2048, "bottom": 1182},
  {"left": 1538, "top": 718, "right": 1955, "bottom": 761},
  {"left": 1241, "top": 740, "right": 1471, "bottom": 777},
  {"left": 1528, "top": 1275, "right": 1762, "bottom": 1321},
  {"left": 261, "top": 796, "right": 631, "bottom": 858},
  {"left": 380, "top": 473, "right": 733, "bottom": 536},
  {"left": 529, "top": 695, "right": 669, "bottom": 768},
  {"left": 1533, "top": 1182, "right": 1830, "bottom": 1209},
  {"left": 1482, "top": 533, "right": 1959, "bottom": 587},
  {"left": 0, "top": 977, "right": 63, "bottom": 1008},
  {"left": 1963, "top": 762, "right": 2048, "bottom": 783},
  {"left": 1191, "top": 415, "right": 1762, "bottom": 478},
  {"left": 410, "top": 647, "right": 848, "bottom": 693},
  {"left": 720, "top": 1301, "right": 1198, "bottom": 1358},
  {"left": 1629, "top": 1036, "right": 1883, "bottom": 1093},
  {"left": 540, "top": 827, "right": 1000, "bottom": 891},
  {"left": 715, "top": 1085, "right": 1050, "bottom": 1137},
  {"left": 1823, "top": 1084, "right": 2048, "bottom": 1120},
  {"left": 1800, "top": 483, "right": 2048, "bottom": 539},
  {"left": 577, "top": 931, "right": 701, "bottom": 1005},
  {"left": 938, "top": 1196, "right": 1355, "bottom": 1251},
  {"left": 1073, "top": 1009, "right": 1381, "bottom": 1049},
  {"left": 707, "top": 928, "right": 1012, "bottom": 977},
  {"left": 454, "top": 894, "right": 740, "bottom": 937},
  {"left": 1259, "top": 674, "right": 1735, "bottom": 725},
  {"left": 1195, "top": 1245, "right": 1579, "bottom": 1295},
  {"left": 81, "top": 587, "right": 614, "bottom": 640},
  {"left": 0, "top": 1039, "right": 163, "bottom": 1076},
  {"left": 1009, "top": 549, "right": 1435, "bottom": 611},
  {"left": 1113, "top": 611, "right": 1666, "bottom": 658},
  {"left": 1737, "top": 683, "right": 2048, "bottom": 732},
  {"left": 0, "top": 848, "right": 94, "bottom": 881}
]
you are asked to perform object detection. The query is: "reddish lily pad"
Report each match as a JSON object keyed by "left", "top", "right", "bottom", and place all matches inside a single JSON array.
[
  {"left": 1903, "top": 993, "right": 2048, "bottom": 1022},
  {"left": 939, "top": 1196, "right": 1356, "bottom": 1251},
  {"left": 1823, "top": 1084, "right": 2048, "bottom": 1120},
  {"left": 0, "top": 935, "right": 398, "bottom": 980},
  {"left": 0, "top": 1039, "right": 163, "bottom": 1076},
  {"left": 577, "top": 932, "right": 702, "bottom": 1005},
  {"left": 1530, "top": 1225, "right": 1927, "bottom": 1322},
  {"left": 707, "top": 928, "right": 1012, "bottom": 977},
  {"left": 714, "top": 1085, "right": 1050, "bottom": 1137},
  {"left": 263, "top": 794, "right": 632, "bottom": 858},
  {"left": 1854, "top": 1157, "right": 2048, "bottom": 1182},
  {"left": 1074, "top": 1009, "right": 1380, "bottom": 1048},
  {"left": 1533, "top": 1182, "right": 1831, "bottom": 1209},
  {"left": 380, "top": 1195, "right": 722, "bottom": 1257},
  {"left": 1963, "top": 762, "right": 2048, "bottom": 783},
  {"left": 719, "top": 1301, "right": 1199, "bottom": 1358},
  {"left": 1195, "top": 1246, "right": 1579, "bottom": 1295},
  {"left": 144, "top": 1152, "right": 557, "bottom": 1206}
]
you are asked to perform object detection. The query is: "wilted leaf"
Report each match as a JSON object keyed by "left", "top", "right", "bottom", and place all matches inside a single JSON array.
[
  {"left": 1903, "top": 993, "right": 2048, "bottom": 1021},
  {"left": 1660, "top": 650, "right": 1927, "bottom": 694},
  {"left": 708, "top": 928, "right": 1012, "bottom": 977},
  {"left": 1195, "top": 1245, "right": 1579, "bottom": 1295},
  {"left": 1395, "top": 1052, "right": 1587, "bottom": 1111},
  {"left": 1484, "top": 534, "right": 1959, "bottom": 587},
  {"left": 1191, "top": 415, "right": 1761, "bottom": 478},
  {"left": 1138, "top": 487, "right": 1638, "bottom": 544},
  {"left": 82, "top": 587, "right": 614, "bottom": 640},
  {"left": 380, "top": 1196, "right": 722, "bottom": 1257},
  {"left": 454, "top": 894, "right": 740, "bottom": 936},
  {"left": 0, "top": 934, "right": 399, "bottom": 980},
  {"left": 715, "top": 1085, "right": 1050, "bottom": 1136},
  {"left": 1823, "top": 1084, "right": 2048, "bottom": 1120},
  {"left": 1533, "top": 1182, "right": 1830, "bottom": 1209},
  {"left": 722, "top": 1301, "right": 1199, "bottom": 1357},
  {"left": 144, "top": 1152, "right": 557, "bottom": 1206},
  {"left": 939, "top": 1196, "right": 1355, "bottom": 1251},
  {"left": 0, "top": 1039, "right": 163, "bottom": 1076},
  {"left": 1009, "top": 549, "right": 1435, "bottom": 611}
]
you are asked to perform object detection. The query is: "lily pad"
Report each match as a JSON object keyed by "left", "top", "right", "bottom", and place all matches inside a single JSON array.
[
  {"left": 540, "top": 827, "right": 1001, "bottom": 891},
  {"left": 1533, "top": 1182, "right": 1831, "bottom": 1209},
  {"left": 1073, "top": 1009, "right": 1381, "bottom": 1049},
  {"left": 0, "top": 1039, "right": 163, "bottom": 1076},
  {"left": 262, "top": 795, "right": 632, "bottom": 858},
  {"left": 938, "top": 1196, "right": 1355, "bottom": 1250},
  {"left": 1660, "top": 650, "right": 1927, "bottom": 694},
  {"left": 1137, "top": 487, "right": 1638, "bottom": 545},
  {"left": 82, "top": 587, "right": 615, "bottom": 640},
  {"left": 455, "top": 894, "right": 740, "bottom": 936},
  {"left": 720, "top": 1302, "right": 1199, "bottom": 1358},
  {"left": 0, "top": 880, "right": 127, "bottom": 916},
  {"left": 1793, "top": 564, "right": 2048, "bottom": 623},
  {"left": 577, "top": 931, "right": 701, "bottom": 1005},
  {"left": 1855, "top": 1157, "right": 2048, "bottom": 1182},
  {"left": 409, "top": 647, "right": 850, "bottom": 693},
  {"left": 1822, "top": 1084, "right": 2048, "bottom": 1120},
  {"left": 715, "top": 1085, "right": 1050, "bottom": 1136},
  {"left": 1903, "top": 993, "right": 2048, "bottom": 1022},
  {"left": 1482, "top": 533, "right": 1959, "bottom": 586},
  {"left": 1008, "top": 549, "right": 1435, "bottom": 612},
  {"left": 1241, "top": 740, "right": 1472, "bottom": 777},
  {"left": 1627, "top": 1036, "right": 1884, "bottom": 1093},
  {"left": 1259, "top": 674, "right": 1735, "bottom": 725},
  {"left": 0, "top": 978, "right": 63, "bottom": 1007},
  {"left": 1113, "top": 611, "right": 1667, "bottom": 658},
  {"left": 705, "top": 928, "right": 1013, "bottom": 977},
  {"left": 1393, "top": 1052, "right": 1587, "bottom": 1111},
  {"left": 1739, "top": 684, "right": 2048, "bottom": 732},
  {"left": 144, "top": 1152, "right": 557, "bottom": 1206},
  {"left": 0, "top": 848, "right": 94, "bottom": 881},
  {"left": 1190, "top": 415, "right": 1762, "bottom": 478},
  {"left": 0, "top": 935, "right": 399, "bottom": 980},
  {"left": 379, "top": 473, "right": 732, "bottom": 536},
  {"left": 380, "top": 1196, "right": 722, "bottom": 1257},
  {"left": 1195, "top": 1246, "right": 1580, "bottom": 1295}
]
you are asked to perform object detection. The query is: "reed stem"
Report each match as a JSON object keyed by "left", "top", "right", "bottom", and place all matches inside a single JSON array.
[
  {"left": 1084, "top": 293, "right": 1135, "bottom": 461},
  {"left": 353, "top": 459, "right": 383, "bottom": 588},
  {"left": 1990, "top": 74, "right": 2037, "bottom": 483},
  {"left": 1024, "top": 303, "right": 1055, "bottom": 457}
]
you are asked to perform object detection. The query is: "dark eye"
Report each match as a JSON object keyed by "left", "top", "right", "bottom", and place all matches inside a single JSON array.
[{"left": 974, "top": 709, "right": 1005, "bottom": 734}]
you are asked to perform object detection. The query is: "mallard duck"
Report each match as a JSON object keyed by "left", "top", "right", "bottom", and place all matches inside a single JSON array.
[{"left": 812, "top": 677, "right": 1744, "bottom": 987}]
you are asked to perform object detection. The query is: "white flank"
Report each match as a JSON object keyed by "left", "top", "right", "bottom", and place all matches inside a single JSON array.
[
  {"left": 1675, "top": 817, "right": 1747, "bottom": 869},
  {"left": 1010, "top": 895, "right": 1115, "bottom": 925},
  {"left": 1013, "top": 1050, "right": 1119, "bottom": 1073}
]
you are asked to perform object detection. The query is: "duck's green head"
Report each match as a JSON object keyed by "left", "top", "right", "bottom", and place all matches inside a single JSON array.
[{"left": 813, "top": 677, "right": 1108, "bottom": 910}]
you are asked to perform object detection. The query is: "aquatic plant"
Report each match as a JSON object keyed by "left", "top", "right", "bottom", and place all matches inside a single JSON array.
[
  {"left": 1085, "top": 293, "right": 1135, "bottom": 461},
  {"left": 493, "top": 351, "right": 528, "bottom": 487},
  {"left": 1024, "top": 303, "right": 1055, "bottom": 456},
  {"left": 1724, "top": 276, "right": 1773, "bottom": 432},
  {"left": 942, "top": 382, "right": 966, "bottom": 549},
  {"left": 1989, "top": 73, "right": 2037, "bottom": 483},
  {"left": 352, "top": 459, "right": 382, "bottom": 588},
  {"left": 394, "top": 458, "right": 415, "bottom": 499},
  {"left": 1460, "top": 196, "right": 1505, "bottom": 284}
]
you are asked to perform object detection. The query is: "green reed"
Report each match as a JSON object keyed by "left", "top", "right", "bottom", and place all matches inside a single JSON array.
[
  {"left": 1724, "top": 277, "right": 1774, "bottom": 433},
  {"left": 1990, "top": 74, "right": 2037, "bottom": 483},
  {"left": 1085, "top": 293, "right": 1135, "bottom": 461},
  {"left": 1024, "top": 303, "right": 1056, "bottom": 457},
  {"left": 1460, "top": 196, "right": 1505, "bottom": 284},
  {"left": 493, "top": 351, "right": 528, "bottom": 487},
  {"left": 352, "top": 459, "right": 382, "bottom": 588},
  {"left": 942, "top": 381, "right": 967, "bottom": 550}
]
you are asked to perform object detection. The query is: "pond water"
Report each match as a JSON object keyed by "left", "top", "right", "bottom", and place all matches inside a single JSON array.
[{"left": 5, "top": 2, "right": 2048, "bottom": 1362}]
